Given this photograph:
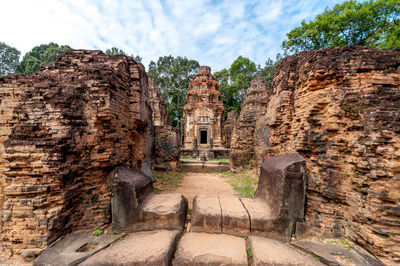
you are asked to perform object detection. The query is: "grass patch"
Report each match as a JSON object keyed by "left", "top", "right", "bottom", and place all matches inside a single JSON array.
[
  {"left": 180, "top": 158, "right": 194, "bottom": 161},
  {"left": 221, "top": 170, "right": 258, "bottom": 198},
  {"left": 92, "top": 228, "right": 102, "bottom": 236},
  {"left": 244, "top": 237, "right": 253, "bottom": 264},
  {"left": 209, "top": 158, "right": 229, "bottom": 162},
  {"left": 340, "top": 238, "right": 353, "bottom": 251},
  {"left": 153, "top": 171, "right": 184, "bottom": 193}
]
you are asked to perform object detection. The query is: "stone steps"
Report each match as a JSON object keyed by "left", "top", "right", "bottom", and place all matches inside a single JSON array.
[
  {"left": 109, "top": 167, "right": 188, "bottom": 233},
  {"left": 35, "top": 191, "right": 383, "bottom": 266},
  {"left": 130, "top": 193, "right": 188, "bottom": 232},
  {"left": 191, "top": 195, "right": 286, "bottom": 240},
  {"left": 35, "top": 229, "right": 383, "bottom": 266},
  {"left": 80, "top": 230, "right": 180, "bottom": 266},
  {"left": 180, "top": 160, "right": 229, "bottom": 172},
  {"left": 35, "top": 230, "right": 322, "bottom": 266},
  {"left": 173, "top": 232, "right": 248, "bottom": 265}
]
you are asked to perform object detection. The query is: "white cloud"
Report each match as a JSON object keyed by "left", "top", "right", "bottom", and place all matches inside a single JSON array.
[{"left": 0, "top": 0, "right": 343, "bottom": 71}]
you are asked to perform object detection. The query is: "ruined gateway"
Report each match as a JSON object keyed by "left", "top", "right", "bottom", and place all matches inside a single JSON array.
[{"left": 0, "top": 46, "right": 399, "bottom": 264}]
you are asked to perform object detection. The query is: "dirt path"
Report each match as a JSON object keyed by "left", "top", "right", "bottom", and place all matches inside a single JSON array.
[{"left": 170, "top": 172, "right": 237, "bottom": 208}]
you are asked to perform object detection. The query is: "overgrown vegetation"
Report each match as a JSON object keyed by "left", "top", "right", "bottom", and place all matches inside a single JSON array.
[
  {"left": 221, "top": 170, "right": 258, "bottom": 198},
  {"left": 16, "top": 42, "right": 71, "bottom": 76},
  {"left": 214, "top": 55, "right": 282, "bottom": 115},
  {"left": 92, "top": 228, "right": 102, "bottom": 237},
  {"left": 147, "top": 56, "right": 200, "bottom": 135},
  {"left": 340, "top": 238, "right": 354, "bottom": 251},
  {"left": 153, "top": 171, "right": 184, "bottom": 193},
  {"left": 282, "top": 0, "right": 400, "bottom": 53},
  {"left": 0, "top": 42, "right": 20, "bottom": 76}
]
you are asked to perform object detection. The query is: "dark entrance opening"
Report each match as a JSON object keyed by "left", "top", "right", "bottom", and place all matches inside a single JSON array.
[{"left": 200, "top": 130, "right": 207, "bottom": 144}]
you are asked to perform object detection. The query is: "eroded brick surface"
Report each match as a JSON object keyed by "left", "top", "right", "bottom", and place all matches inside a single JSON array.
[
  {"left": 222, "top": 110, "right": 238, "bottom": 148},
  {"left": 0, "top": 50, "right": 154, "bottom": 259},
  {"left": 251, "top": 46, "right": 400, "bottom": 263},
  {"left": 148, "top": 78, "right": 180, "bottom": 170},
  {"left": 230, "top": 77, "right": 272, "bottom": 171}
]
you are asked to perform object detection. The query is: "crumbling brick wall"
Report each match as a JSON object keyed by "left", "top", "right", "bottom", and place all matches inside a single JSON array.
[
  {"left": 222, "top": 110, "right": 238, "bottom": 148},
  {"left": 0, "top": 50, "right": 154, "bottom": 258},
  {"left": 254, "top": 46, "right": 400, "bottom": 263},
  {"left": 230, "top": 77, "right": 272, "bottom": 171},
  {"left": 148, "top": 78, "right": 180, "bottom": 170}
]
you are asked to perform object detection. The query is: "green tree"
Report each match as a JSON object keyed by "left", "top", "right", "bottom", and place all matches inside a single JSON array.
[
  {"left": 282, "top": 0, "right": 400, "bottom": 53},
  {"left": 147, "top": 56, "right": 199, "bottom": 133},
  {"left": 133, "top": 55, "right": 142, "bottom": 63},
  {"left": 105, "top": 47, "right": 126, "bottom": 55},
  {"left": 229, "top": 56, "right": 257, "bottom": 102},
  {"left": 17, "top": 42, "right": 71, "bottom": 76},
  {"left": 256, "top": 53, "right": 285, "bottom": 87},
  {"left": 105, "top": 47, "right": 142, "bottom": 63},
  {"left": 0, "top": 42, "right": 20, "bottom": 76},
  {"left": 214, "top": 56, "right": 258, "bottom": 114}
]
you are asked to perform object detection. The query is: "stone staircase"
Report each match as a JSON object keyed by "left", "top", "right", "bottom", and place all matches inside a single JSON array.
[
  {"left": 34, "top": 194, "right": 382, "bottom": 266},
  {"left": 180, "top": 160, "right": 230, "bottom": 172},
  {"left": 34, "top": 154, "right": 383, "bottom": 266},
  {"left": 191, "top": 195, "right": 282, "bottom": 239}
]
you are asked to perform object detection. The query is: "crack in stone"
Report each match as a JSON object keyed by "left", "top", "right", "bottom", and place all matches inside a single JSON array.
[
  {"left": 239, "top": 198, "right": 252, "bottom": 234},
  {"left": 217, "top": 195, "right": 223, "bottom": 233}
]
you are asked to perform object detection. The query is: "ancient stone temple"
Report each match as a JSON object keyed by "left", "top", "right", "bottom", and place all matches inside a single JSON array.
[{"left": 182, "top": 66, "right": 228, "bottom": 158}]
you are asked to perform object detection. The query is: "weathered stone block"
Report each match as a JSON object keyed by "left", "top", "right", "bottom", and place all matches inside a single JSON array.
[
  {"left": 241, "top": 198, "right": 280, "bottom": 237},
  {"left": 191, "top": 195, "right": 222, "bottom": 233},
  {"left": 33, "top": 233, "right": 124, "bottom": 266},
  {"left": 173, "top": 232, "right": 248, "bottom": 266},
  {"left": 291, "top": 239, "right": 383, "bottom": 266},
  {"left": 139, "top": 193, "right": 188, "bottom": 231},
  {"left": 255, "top": 153, "right": 306, "bottom": 241},
  {"left": 108, "top": 167, "right": 154, "bottom": 232},
  {"left": 219, "top": 196, "right": 250, "bottom": 236},
  {"left": 80, "top": 230, "right": 180, "bottom": 266},
  {"left": 250, "top": 236, "right": 321, "bottom": 266}
]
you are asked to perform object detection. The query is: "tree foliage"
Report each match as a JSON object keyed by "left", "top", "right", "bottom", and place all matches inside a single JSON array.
[
  {"left": 133, "top": 55, "right": 142, "bottom": 63},
  {"left": 0, "top": 42, "right": 20, "bottom": 76},
  {"left": 214, "top": 56, "right": 259, "bottom": 114},
  {"left": 282, "top": 0, "right": 400, "bottom": 53},
  {"left": 257, "top": 53, "right": 285, "bottom": 87},
  {"left": 105, "top": 47, "right": 126, "bottom": 55},
  {"left": 16, "top": 42, "right": 71, "bottom": 76},
  {"left": 105, "top": 47, "right": 142, "bottom": 62},
  {"left": 147, "top": 56, "right": 199, "bottom": 133}
]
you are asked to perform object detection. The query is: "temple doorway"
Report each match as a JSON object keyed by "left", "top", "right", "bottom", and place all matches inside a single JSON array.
[{"left": 200, "top": 130, "right": 207, "bottom": 144}]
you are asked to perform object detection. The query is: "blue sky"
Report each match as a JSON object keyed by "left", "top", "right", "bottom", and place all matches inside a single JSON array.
[{"left": 2, "top": 0, "right": 343, "bottom": 71}]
